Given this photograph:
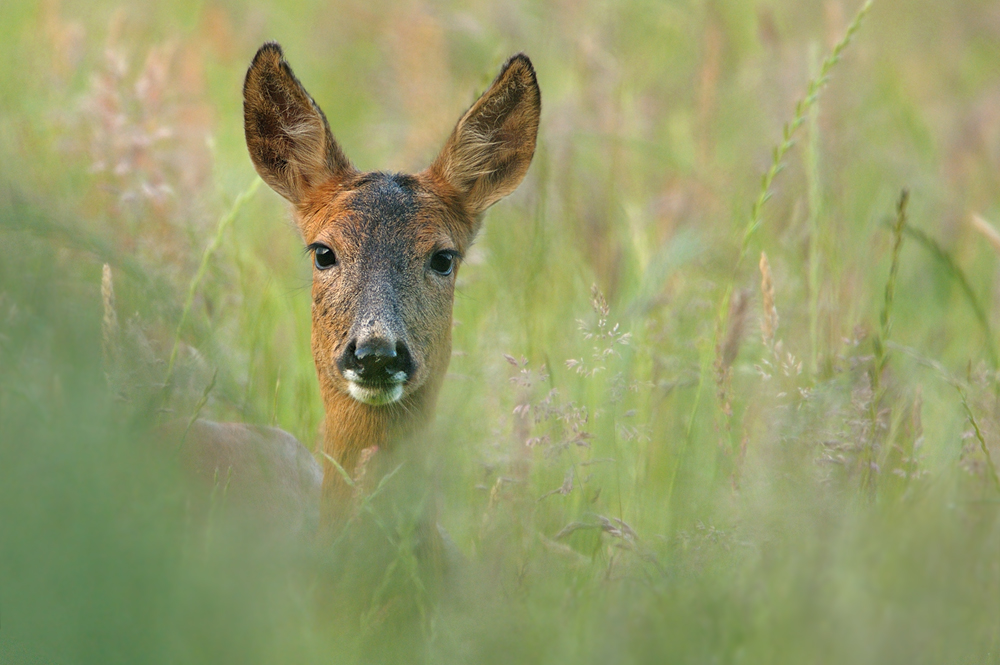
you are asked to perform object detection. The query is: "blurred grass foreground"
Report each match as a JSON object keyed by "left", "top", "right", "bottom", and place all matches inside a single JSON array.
[{"left": 2, "top": 0, "right": 1000, "bottom": 663}]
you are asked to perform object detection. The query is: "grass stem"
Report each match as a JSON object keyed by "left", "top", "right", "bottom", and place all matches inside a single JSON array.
[
  {"left": 863, "top": 189, "right": 908, "bottom": 496},
  {"left": 958, "top": 385, "right": 1000, "bottom": 494},
  {"left": 715, "top": 0, "right": 873, "bottom": 361},
  {"left": 159, "top": 178, "right": 262, "bottom": 413},
  {"left": 896, "top": 223, "right": 999, "bottom": 370}
]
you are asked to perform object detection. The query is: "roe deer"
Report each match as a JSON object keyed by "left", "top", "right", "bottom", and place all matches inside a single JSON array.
[{"left": 241, "top": 43, "right": 541, "bottom": 524}]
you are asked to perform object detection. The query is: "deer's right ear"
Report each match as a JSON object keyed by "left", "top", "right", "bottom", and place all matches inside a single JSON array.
[{"left": 243, "top": 43, "right": 353, "bottom": 205}]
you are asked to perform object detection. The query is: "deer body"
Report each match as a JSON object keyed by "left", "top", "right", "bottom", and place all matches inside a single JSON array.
[
  {"left": 241, "top": 43, "right": 541, "bottom": 522},
  {"left": 162, "top": 420, "right": 323, "bottom": 537}
]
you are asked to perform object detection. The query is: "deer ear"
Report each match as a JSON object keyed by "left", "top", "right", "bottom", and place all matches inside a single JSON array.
[
  {"left": 429, "top": 54, "right": 541, "bottom": 216},
  {"left": 243, "top": 43, "right": 353, "bottom": 204}
]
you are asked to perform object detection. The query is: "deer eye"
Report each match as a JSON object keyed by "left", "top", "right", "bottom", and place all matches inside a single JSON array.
[
  {"left": 429, "top": 251, "right": 456, "bottom": 276},
  {"left": 312, "top": 244, "right": 337, "bottom": 270}
]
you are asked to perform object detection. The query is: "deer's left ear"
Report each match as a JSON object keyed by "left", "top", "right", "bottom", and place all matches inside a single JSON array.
[{"left": 428, "top": 54, "right": 541, "bottom": 217}]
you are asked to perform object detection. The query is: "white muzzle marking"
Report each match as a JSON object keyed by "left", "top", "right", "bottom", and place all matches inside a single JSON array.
[{"left": 343, "top": 369, "right": 407, "bottom": 406}]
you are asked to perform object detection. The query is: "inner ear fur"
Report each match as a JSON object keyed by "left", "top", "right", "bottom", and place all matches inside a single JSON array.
[
  {"left": 243, "top": 42, "right": 353, "bottom": 204},
  {"left": 428, "top": 54, "right": 541, "bottom": 217}
]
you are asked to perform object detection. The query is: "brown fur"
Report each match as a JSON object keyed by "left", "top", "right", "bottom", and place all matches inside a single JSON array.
[
  {"left": 243, "top": 43, "right": 541, "bottom": 524},
  {"left": 160, "top": 420, "right": 323, "bottom": 537}
]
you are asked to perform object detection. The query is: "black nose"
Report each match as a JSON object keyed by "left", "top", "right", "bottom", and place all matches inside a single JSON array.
[{"left": 340, "top": 338, "right": 413, "bottom": 382}]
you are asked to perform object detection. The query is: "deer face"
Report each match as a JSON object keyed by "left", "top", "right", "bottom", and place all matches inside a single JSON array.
[
  {"left": 243, "top": 44, "right": 540, "bottom": 408},
  {"left": 296, "top": 171, "right": 469, "bottom": 406}
]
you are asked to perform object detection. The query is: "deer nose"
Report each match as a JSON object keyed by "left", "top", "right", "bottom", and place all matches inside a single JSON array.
[{"left": 340, "top": 338, "right": 413, "bottom": 382}]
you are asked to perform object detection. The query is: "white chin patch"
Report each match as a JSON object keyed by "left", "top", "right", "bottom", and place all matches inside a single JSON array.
[{"left": 347, "top": 382, "right": 404, "bottom": 406}]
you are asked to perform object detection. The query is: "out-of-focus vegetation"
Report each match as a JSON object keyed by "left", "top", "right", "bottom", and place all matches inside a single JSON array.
[{"left": 2, "top": 0, "right": 1000, "bottom": 662}]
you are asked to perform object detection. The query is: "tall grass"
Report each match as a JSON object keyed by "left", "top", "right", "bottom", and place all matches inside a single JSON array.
[{"left": 2, "top": 0, "right": 1000, "bottom": 663}]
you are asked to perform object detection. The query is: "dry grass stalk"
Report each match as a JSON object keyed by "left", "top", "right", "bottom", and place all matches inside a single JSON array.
[
  {"left": 101, "top": 264, "right": 118, "bottom": 363},
  {"left": 101, "top": 263, "right": 121, "bottom": 392},
  {"left": 759, "top": 252, "right": 779, "bottom": 349},
  {"left": 715, "top": 289, "right": 750, "bottom": 420},
  {"left": 720, "top": 290, "right": 750, "bottom": 371},
  {"left": 352, "top": 446, "right": 380, "bottom": 500},
  {"left": 970, "top": 213, "right": 1000, "bottom": 256}
]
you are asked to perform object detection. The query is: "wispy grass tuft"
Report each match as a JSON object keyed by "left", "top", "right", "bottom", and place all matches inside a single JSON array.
[
  {"left": 160, "top": 178, "right": 262, "bottom": 412},
  {"left": 889, "top": 341, "right": 1000, "bottom": 494}
]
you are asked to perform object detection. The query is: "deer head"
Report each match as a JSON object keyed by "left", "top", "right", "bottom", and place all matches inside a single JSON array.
[{"left": 243, "top": 43, "right": 540, "bottom": 492}]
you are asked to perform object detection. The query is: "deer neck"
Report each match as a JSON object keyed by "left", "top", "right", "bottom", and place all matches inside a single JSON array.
[
  {"left": 317, "top": 375, "right": 442, "bottom": 527},
  {"left": 321, "top": 384, "right": 438, "bottom": 475}
]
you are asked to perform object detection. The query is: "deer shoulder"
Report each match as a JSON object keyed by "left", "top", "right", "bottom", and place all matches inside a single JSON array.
[{"left": 157, "top": 419, "right": 322, "bottom": 538}]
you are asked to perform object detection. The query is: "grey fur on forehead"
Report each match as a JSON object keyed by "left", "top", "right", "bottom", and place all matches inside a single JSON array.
[
  {"left": 348, "top": 173, "right": 417, "bottom": 217},
  {"left": 337, "top": 172, "right": 426, "bottom": 274}
]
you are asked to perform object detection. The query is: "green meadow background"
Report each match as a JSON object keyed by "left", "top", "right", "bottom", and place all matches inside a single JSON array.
[{"left": 2, "top": 0, "right": 1000, "bottom": 662}]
